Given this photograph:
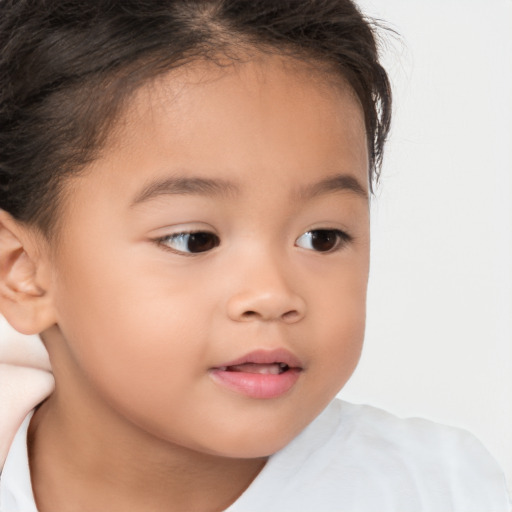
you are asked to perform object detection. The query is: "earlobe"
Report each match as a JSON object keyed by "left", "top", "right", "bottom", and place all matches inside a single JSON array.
[{"left": 0, "top": 210, "right": 56, "bottom": 335}]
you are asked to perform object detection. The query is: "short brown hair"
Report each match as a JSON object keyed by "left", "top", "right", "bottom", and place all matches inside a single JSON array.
[{"left": 0, "top": 0, "right": 391, "bottom": 236}]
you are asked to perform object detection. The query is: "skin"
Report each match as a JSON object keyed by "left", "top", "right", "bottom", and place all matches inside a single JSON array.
[{"left": 1, "top": 54, "right": 370, "bottom": 511}]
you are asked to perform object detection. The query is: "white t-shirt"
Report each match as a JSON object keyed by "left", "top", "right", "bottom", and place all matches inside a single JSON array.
[{"left": 1, "top": 399, "right": 510, "bottom": 512}]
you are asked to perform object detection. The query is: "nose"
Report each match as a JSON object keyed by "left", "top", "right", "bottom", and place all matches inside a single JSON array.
[{"left": 226, "top": 258, "right": 306, "bottom": 324}]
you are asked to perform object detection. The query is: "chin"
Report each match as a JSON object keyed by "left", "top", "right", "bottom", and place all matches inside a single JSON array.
[{"left": 195, "top": 421, "right": 306, "bottom": 460}]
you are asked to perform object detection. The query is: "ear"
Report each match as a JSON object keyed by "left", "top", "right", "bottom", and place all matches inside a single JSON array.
[{"left": 0, "top": 210, "right": 56, "bottom": 335}]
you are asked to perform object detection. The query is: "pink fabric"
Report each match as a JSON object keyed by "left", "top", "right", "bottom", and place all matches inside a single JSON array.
[{"left": 0, "top": 317, "right": 54, "bottom": 468}]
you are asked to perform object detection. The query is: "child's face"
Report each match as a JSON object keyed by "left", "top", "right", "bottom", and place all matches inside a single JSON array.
[{"left": 43, "top": 55, "right": 370, "bottom": 458}]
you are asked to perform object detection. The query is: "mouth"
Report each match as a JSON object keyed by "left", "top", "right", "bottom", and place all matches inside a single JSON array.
[
  {"left": 216, "top": 362, "right": 292, "bottom": 375},
  {"left": 209, "top": 349, "right": 303, "bottom": 399}
]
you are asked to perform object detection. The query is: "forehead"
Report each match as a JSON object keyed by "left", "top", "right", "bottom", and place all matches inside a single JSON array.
[{"left": 66, "top": 55, "right": 368, "bottom": 216}]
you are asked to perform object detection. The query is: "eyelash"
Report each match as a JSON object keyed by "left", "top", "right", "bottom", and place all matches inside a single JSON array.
[
  {"left": 295, "top": 229, "right": 352, "bottom": 253},
  {"left": 156, "top": 231, "right": 221, "bottom": 255},
  {"left": 155, "top": 229, "right": 352, "bottom": 255}
]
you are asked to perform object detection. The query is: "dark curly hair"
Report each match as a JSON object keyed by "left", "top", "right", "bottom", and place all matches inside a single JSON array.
[{"left": 0, "top": 0, "right": 391, "bottom": 236}]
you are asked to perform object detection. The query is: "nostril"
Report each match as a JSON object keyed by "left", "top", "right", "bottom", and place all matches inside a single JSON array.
[
  {"left": 228, "top": 295, "right": 306, "bottom": 323},
  {"left": 239, "top": 309, "right": 302, "bottom": 322},
  {"left": 282, "top": 310, "right": 300, "bottom": 322}
]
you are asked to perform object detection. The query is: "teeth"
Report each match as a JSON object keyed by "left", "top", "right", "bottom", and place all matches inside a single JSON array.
[{"left": 226, "top": 363, "right": 284, "bottom": 375}]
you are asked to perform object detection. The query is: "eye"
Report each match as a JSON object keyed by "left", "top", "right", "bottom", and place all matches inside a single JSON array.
[
  {"left": 158, "top": 232, "right": 220, "bottom": 254},
  {"left": 295, "top": 229, "right": 351, "bottom": 253}
]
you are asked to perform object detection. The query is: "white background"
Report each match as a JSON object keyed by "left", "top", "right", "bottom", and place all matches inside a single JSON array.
[{"left": 340, "top": 0, "right": 512, "bottom": 491}]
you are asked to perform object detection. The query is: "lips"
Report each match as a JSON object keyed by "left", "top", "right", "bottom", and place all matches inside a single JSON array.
[{"left": 209, "top": 349, "right": 303, "bottom": 399}]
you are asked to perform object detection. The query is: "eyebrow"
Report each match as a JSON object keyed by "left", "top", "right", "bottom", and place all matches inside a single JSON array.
[
  {"left": 130, "top": 175, "right": 239, "bottom": 207},
  {"left": 297, "top": 173, "right": 368, "bottom": 201},
  {"left": 130, "top": 171, "right": 367, "bottom": 207}
]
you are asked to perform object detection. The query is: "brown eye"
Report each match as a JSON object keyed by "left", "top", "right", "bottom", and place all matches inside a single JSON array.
[
  {"left": 160, "top": 232, "right": 220, "bottom": 254},
  {"left": 295, "top": 229, "right": 350, "bottom": 252}
]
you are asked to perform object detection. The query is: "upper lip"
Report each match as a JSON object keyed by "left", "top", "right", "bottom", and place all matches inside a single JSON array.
[{"left": 213, "top": 348, "right": 303, "bottom": 370}]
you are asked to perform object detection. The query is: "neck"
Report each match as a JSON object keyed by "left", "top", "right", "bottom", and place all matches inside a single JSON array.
[{"left": 28, "top": 384, "right": 266, "bottom": 512}]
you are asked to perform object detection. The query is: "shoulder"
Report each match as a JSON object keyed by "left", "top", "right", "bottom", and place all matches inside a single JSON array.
[
  {"left": 331, "top": 399, "right": 494, "bottom": 459},
  {"left": 315, "top": 400, "right": 510, "bottom": 510},
  {"left": 231, "top": 399, "right": 511, "bottom": 512},
  {"left": 331, "top": 400, "right": 501, "bottom": 473}
]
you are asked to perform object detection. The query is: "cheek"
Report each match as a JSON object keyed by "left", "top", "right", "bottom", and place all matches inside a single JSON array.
[
  {"left": 316, "top": 294, "right": 366, "bottom": 377},
  {"left": 51, "top": 243, "right": 209, "bottom": 396},
  {"left": 307, "top": 250, "right": 368, "bottom": 386},
  {"left": 52, "top": 277, "right": 211, "bottom": 441}
]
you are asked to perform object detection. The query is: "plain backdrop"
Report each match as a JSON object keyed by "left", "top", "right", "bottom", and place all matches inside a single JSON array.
[{"left": 339, "top": 0, "right": 512, "bottom": 491}]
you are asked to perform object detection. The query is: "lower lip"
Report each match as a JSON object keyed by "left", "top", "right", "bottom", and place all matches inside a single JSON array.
[{"left": 209, "top": 368, "right": 301, "bottom": 399}]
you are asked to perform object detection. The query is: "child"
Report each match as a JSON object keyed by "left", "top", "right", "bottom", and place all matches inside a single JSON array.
[{"left": 0, "top": 1, "right": 509, "bottom": 511}]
